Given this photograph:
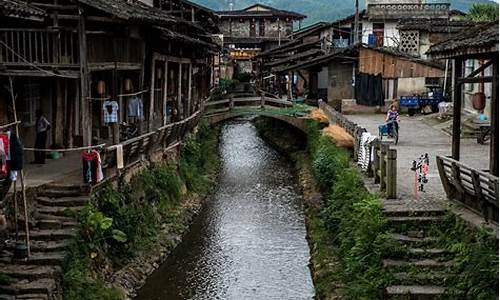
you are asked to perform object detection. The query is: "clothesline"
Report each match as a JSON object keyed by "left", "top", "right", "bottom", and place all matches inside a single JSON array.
[
  {"left": 117, "top": 89, "right": 149, "bottom": 97},
  {"left": 0, "top": 121, "right": 21, "bottom": 130},
  {"left": 23, "top": 144, "right": 106, "bottom": 152},
  {"left": 87, "top": 96, "right": 112, "bottom": 101}
]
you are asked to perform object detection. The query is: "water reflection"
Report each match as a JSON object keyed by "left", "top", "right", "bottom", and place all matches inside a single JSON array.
[{"left": 136, "top": 119, "right": 315, "bottom": 300}]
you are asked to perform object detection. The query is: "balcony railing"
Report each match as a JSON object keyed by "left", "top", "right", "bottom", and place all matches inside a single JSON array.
[
  {"left": 367, "top": 3, "right": 450, "bottom": 20},
  {"left": 0, "top": 28, "right": 79, "bottom": 67}
]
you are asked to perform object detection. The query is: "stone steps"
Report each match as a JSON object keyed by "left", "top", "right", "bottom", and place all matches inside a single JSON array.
[
  {"left": 36, "top": 196, "right": 89, "bottom": 208},
  {"left": 383, "top": 259, "right": 452, "bottom": 273},
  {"left": 4, "top": 240, "right": 70, "bottom": 253},
  {"left": 18, "top": 229, "right": 76, "bottom": 242},
  {"left": 35, "top": 205, "right": 84, "bottom": 218},
  {"left": 407, "top": 248, "right": 449, "bottom": 260},
  {"left": 390, "top": 233, "right": 439, "bottom": 248},
  {"left": 385, "top": 285, "right": 448, "bottom": 300},
  {"left": 0, "top": 264, "right": 61, "bottom": 280},
  {"left": 0, "top": 293, "right": 49, "bottom": 300},
  {"left": 0, "top": 251, "right": 66, "bottom": 266},
  {"left": 0, "top": 278, "right": 57, "bottom": 296},
  {"left": 36, "top": 189, "right": 84, "bottom": 199},
  {"left": 393, "top": 272, "right": 449, "bottom": 286}
]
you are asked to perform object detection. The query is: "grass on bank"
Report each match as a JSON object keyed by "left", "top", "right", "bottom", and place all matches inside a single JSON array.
[
  {"left": 62, "top": 121, "right": 220, "bottom": 300},
  {"left": 304, "top": 120, "right": 497, "bottom": 299}
]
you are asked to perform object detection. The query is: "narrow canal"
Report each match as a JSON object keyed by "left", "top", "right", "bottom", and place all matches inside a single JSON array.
[{"left": 136, "top": 118, "right": 315, "bottom": 300}]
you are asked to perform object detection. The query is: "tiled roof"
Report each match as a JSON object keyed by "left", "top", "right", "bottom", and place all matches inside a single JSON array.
[
  {"left": 0, "top": 0, "right": 46, "bottom": 20},
  {"left": 398, "top": 19, "right": 480, "bottom": 33},
  {"left": 78, "top": 0, "right": 176, "bottom": 25},
  {"left": 216, "top": 4, "right": 305, "bottom": 19},
  {"left": 427, "top": 22, "right": 499, "bottom": 58},
  {"left": 273, "top": 46, "right": 358, "bottom": 73}
]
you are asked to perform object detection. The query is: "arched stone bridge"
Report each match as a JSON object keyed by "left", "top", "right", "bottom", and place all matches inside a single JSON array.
[{"left": 203, "top": 96, "right": 311, "bottom": 133}]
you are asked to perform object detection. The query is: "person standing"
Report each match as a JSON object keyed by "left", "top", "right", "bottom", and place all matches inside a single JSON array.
[{"left": 34, "top": 110, "right": 50, "bottom": 164}]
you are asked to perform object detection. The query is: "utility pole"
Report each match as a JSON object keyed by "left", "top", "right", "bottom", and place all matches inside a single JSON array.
[{"left": 354, "top": 0, "right": 359, "bottom": 44}]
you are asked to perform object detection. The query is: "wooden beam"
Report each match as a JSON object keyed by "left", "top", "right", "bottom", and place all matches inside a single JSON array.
[
  {"left": 452, "top": 58, "right": 463, "bottom": 161},
  {"left": 466, "top": 59, "right": 493, "bottom": 79},
  {"left": 188, "top": 63, "right": 192, "bottom": 115},
  {"left": 490, "top": 57, "right": 498, "bottom": 176},
  {"left": 163, "top": 61, "right": 168, "bottom": 126},
  {"left": 149, "top": 58, "right": 156, "bottom": 132},
  {"left": 178, "top": 63, "right": 183, "bottom": 119},
  {"left": 78, "top": 5, "right": 91, "bottom": 146},
  {"left": 458, "top": 76, "right": 493, "bottom": 84}
]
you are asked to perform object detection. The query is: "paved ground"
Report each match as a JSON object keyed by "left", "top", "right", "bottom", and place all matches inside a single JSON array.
[
  {"left": 20, "top": 152, "right": 81, "bottom": 188},
  {"left": 346, "top": 113, "right": 490, "bottom": 208}
]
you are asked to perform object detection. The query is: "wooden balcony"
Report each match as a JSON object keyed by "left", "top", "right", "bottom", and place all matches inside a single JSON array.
[
  {"left": 0, "top": 28, "right": 79, "bottom": 67},
  {"left": 367, "top": 3, "right": 450, "bottom": 20}
]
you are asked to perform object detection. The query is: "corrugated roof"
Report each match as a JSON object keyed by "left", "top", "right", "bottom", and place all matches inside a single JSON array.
[
  {"left": 427, "top": 22, "right": 499, "bottom": 58},
  {"left": 273, "top": 47, "right": 358, "bottom": 73},
  {"left": 0, "top": 0, "right": 46, "bottom": 20}
]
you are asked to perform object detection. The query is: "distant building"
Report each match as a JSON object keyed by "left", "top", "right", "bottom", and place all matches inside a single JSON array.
[{"left": 216, "top": 4, "right": 305, "bottom": 74}]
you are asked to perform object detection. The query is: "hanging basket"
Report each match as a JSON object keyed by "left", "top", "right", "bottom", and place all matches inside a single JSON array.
[{"left": 472, "top": 92, "right": 486, "bottom": 111}]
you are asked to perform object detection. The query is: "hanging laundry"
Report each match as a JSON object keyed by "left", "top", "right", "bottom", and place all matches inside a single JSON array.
[
  {"left": 0, "top": 147, "right": 7, "bottom": 178},
  {"left": 116, "top": 144, "right": 124, "bottom": 169},
  {"left": 82, "top": 150, "right": 103, "bottom": 184},
  {"left": 103, "top": 100, "right": 119, "bottom": 124},
  {"left": 0, "top": 133, "right": 9, "bottom": 159},
  {"left": 95, "top": 151, "right": 103, "bottom": 183},
  {"left": 127, "top": 96, "right": 144, "bottom": 120},
  {"left": 9, "top": 133, "right": 24, "bottom": 171}
]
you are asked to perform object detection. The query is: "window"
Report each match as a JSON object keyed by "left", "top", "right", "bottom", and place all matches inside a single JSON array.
[
  {"left": 21, "top": 82, "right": 40, "bottom": 127},
  {"left": 465, "top": 60, "right": 475, "bottom": 92},
  {"left": 250, "top": 19, "right": 256, "bottom": 37},
  {"left": 373, "top": 23, "right": 385, "bottom": 47},
  {"left": 259, "top": 19, "right": 265, "bottom": 36}
]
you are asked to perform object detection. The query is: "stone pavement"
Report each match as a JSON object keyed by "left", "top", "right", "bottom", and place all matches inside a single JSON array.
[
  {"left": 346, "top": 113, "right": 490, "bottom": 210},
  {"left": 20, "top": 152, "right": 82, "bottom": 188}
]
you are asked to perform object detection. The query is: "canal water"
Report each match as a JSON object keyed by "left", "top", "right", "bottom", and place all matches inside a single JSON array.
[{"left": 136, "top": 119, "right": 315, "bottom": 300}]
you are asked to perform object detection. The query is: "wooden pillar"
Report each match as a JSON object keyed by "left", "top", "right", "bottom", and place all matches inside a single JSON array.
[
  {"left": 163, "top": 60, "right": 168, "bottom": 126},
  {"left": 149, "top": 58, "right": 156, "bottom": 131},
  {"left": 188, "top": 63, "right": 192, "bottom": 116},
  {"left": 178, "top": 63, "right": 183, "bottom": 119},
  {"left": 490, "top": 56, "right": 499, "bottom": 176},
  {"left": 452, "top": 58, "right": 463, "bottom": 161},
  {"left": 78, "top": 5, "right": 91, "bottom": 146},
  {"left": 54, "top": 79, "right": 64, "bottom": 147},
  {"left": 386, "top": 148, "right": 397, "bottom": 199}
]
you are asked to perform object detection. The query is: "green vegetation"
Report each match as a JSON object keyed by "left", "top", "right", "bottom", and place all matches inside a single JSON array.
[
  {"left": 465, "top": 3, "right": 499, "bottom": 21},
  {"left": 62, "top": 121, "right": 220, "bottom": 300},
  {"left": 304, "top": 122, "right": 396, "bottom": 299},
  {"left": 435, "top": 213, "right": 498, "bottom": 300}
]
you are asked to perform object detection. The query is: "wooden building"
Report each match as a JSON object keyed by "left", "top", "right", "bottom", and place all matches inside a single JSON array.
[
  {"left": 216, "top": 4, "right": 305, "bottom": 74},
  {"left": 0, "top": 0, "right": 217, "bottom": 157},
  {"left": 428, "top": 22, "right": 498, "bottom": 222}
]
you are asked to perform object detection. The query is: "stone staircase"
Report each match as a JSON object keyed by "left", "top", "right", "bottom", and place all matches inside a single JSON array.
[
  {"left": 382, "top": 200, "right": 457, "bottom": 300},
  {"left": 0, "top": 184, "right": 89, "bottom": 300}
]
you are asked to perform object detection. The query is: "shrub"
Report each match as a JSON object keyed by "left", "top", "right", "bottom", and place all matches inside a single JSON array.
[{"left": 311, "top": 136, "right": 350, "bottom": 190}]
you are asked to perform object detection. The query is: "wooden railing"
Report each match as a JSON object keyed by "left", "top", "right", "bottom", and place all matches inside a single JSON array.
[
  {"left": 204, "top": 93, "right": 293, "bottom": 115},
  {"left": 0, "top": 28, "right": 79, "bottom": 66},
  {"left": 102, "top": 110, "right": 202, "bottom": 174},
  {"left": 436, "top": 156, "right": 499, "bottom": 223},
  {"left": 319, "top": 100, "right": 398, "bottom": 199}
]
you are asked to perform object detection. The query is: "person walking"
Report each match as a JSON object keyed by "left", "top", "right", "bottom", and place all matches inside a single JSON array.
[{"left": 34, "top": 110, "right": 50, "bottom": 164}]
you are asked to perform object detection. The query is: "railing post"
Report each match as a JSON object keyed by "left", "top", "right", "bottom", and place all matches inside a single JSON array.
[
  {"left": 229, "top": 95, "right": 234, "bottom": 110},
  {"left": 436, "top": 156, "right": 454, "bottom": 199},
  {"left": 379, "top": 143, "right": 389, "bottom": 194},
  {"left": 386, "top": 148, "right": 397, "bottom": 199},
  {"left": 260, "top": 94, "right": 265, "bottom": 109},
  {"left": 373, "top": 139, "right": 380, "bottom": 184}
]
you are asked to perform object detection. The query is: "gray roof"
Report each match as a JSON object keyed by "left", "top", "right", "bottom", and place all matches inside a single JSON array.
[
  {"left": 398, "top": 20, "right": 480, "bottom": 33},
  {"left": 217, "top": 4, "right": 305, "bottom": 19},
  {"left": 0, "top": 0, "right": 46, "bottom": 20},
  {"left": 427, "top": 22, "right": 499, "bottom": 58}
]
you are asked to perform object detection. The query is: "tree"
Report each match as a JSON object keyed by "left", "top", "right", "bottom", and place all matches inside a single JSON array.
[{"left": 465, "top": 3, "right": 499, "bottom": 22}]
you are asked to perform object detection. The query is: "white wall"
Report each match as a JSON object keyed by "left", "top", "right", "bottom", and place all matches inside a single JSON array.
[{"left": 361, "top": 21, "right": 399, "bottom": 47}]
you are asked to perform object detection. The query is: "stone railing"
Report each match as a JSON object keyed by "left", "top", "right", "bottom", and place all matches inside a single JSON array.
[
  {"left": 319, "top": 100, "right": 398, "bottom": 199},
  {"left": 436, "top": 156, "right": 499, "bottom": 223},
  {"left": 367, "top": 3, "right": 450, "bottom": 19}
]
